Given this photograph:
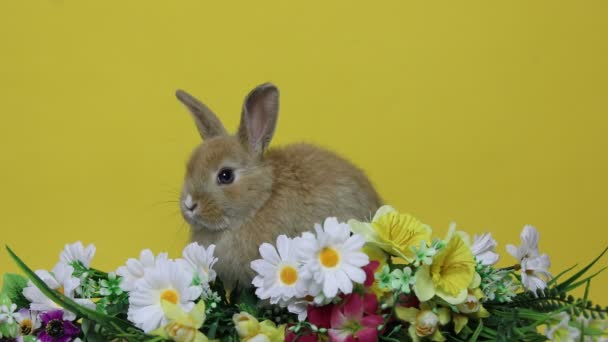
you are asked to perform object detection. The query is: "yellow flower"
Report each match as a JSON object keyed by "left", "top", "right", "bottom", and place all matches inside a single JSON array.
[
  {"left": 414, "top": 233, "right": 475, "bottom": 304},
  {"left": 396, "top": 304, "right": 450, "bottom": 342},
  {"left": 452, "top": 288, "right": 490, "bottom": 334},
  {"left": 233, "top": 312, "right": 285, "bottom": 342},
  {"left": 349, "top": 205, "right": 432, "bottom": 260},
  {"left": 150, "top": 300, "right": 215, "bottom": 342}
]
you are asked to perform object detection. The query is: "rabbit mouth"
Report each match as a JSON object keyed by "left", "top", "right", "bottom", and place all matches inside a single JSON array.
[{"left": 183, "top": 213, "right": 230, "bottom": 231}]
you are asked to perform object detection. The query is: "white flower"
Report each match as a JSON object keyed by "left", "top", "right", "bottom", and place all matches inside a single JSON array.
[
  {"left": 298, "top": 217, "right": 369, "bottom": 298},
  {"left": 576, "top": 316, "right": 608, "bottom": 342},
  {"left": 16, "top": 308, "right": 41, "bottom": 337},
  {"left": 285, "top": 297, "right": 312, "bottom": 322},
  {"left": 506, "top": 225, "right": 552, "bottom": 294},
  {"left": 176, "top": 242, "right": 218, "bottom": 286},
  {"left": 127, "top": 259, "right": 202, "bottom": 333},
  {"left": 0, "top": 303, "right": 20, "bottom": 324},
  {"left": 250, "top": 235, "right": 309, "bottom": 304},
  {"left": 22, "top": 263, "right": 95, "bottom": 321},
  {"left": 521, "top": 254, "right": 552, "bottom": 293},
  {"left": 546, "top": 312, "right": 580, "bottom": 342},
  {"left": 471, "top": 233, "right": 499, "bottom": 265},
  {"left": 506, "top": 225, "right": 540, "bottom": 262},
  {"left": 59, "top": 241, "right": 96, "bottom": 268},
  {"left": 116, "top": 249, "right": 168, "bottom": 292}
]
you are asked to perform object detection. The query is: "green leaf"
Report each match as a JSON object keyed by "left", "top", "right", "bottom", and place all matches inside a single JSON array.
[
  {"left": 0, "top": 322, "right": 18, "bottom": 339},
  {"left": 5, "top": 245, "right": 145, "bottom": 338},
  {"left": 564, "top": 267, "right": 606, "bottom": 293},
  {"left": 207, "top": 320, "right": 219, "bottom": 339},
  {"left": 556, "top": 247, "right": 607, "bottom": 291},
  {"left": 470, "top": 319, "right": 483, "bottom": 342},
  {"left": 0, "top": 273, "right": 29, "bottom": 308}
]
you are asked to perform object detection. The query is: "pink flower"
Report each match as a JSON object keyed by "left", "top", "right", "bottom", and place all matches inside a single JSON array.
[
  {"left": 328, "top": 293, "right": 383, "bottom": 342},
  {"left": 362, "top": 260, "right": 380, "bottom": 288},
  {"left": 285, "top": 304, "right": 334, "bottom": 342}
]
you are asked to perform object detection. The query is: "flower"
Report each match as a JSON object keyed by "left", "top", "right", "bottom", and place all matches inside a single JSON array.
[
  {"left": 576, "top": 316, "right": 608, "bottom": 342},
  {"left": 251, "top": 235, "right": 308, "bottom": 304},
  {"left": 0, "top": 304, "right": 20, "bottom": 325},
  {"left": 16, "top": 309, "right": 41, "bottom": 338},
  {"left": 545, "top": 312, "right": 580, "bottom": 342},
  {"left": 506, "top": 225, "right": 541, "bottom": 262},
  {"left": 22, "top": 263, "right": 95, "bottom": 321},
  {"left": 151, "top": 300, "right": 212, "bottom": 342},
  {"left": 298, "top": 217, "right": 369, "bottom": 298},
  {"left": 233, "top": 312, "right": 285, "bottom": 342},
  {"left": 410, "top": 242, "right": 437, "bottom": 267},
  {"left": 99, "top": 272, "right": 124, "bottom": 297},
  {"left": 471, "top": 233, "right": 499, "bottom": 266},
  {"left": 116, "top": 249, "right": 169, "bottom": 292},
  {"left": 177, "top": 242, "right": 218, "bottom": 286},
  {"left": 507, "top": 225, "right": 552, "bottom": 293},
  {"left": 127, "top": 259, "right": 202, "bottom": 333},
  {"left": 521, "top": 254, "right": 552, "bottom": 294},
  {"left": 396, "top": 305, "right": 450, "bottom": 342},
  {"left": 285, "top": 303, "right": 333, "bottom": 341},
  {"left": 349, "top": 206, "right": 432, "bottom": 261},
  {"left": 390, "top": 267, "right": 416, "bottom": 294},
  {"left": 59, "top": 241, "right": 96, "bottom": 269},
  {"left": 376, "top": 265, "right": 393, "bottom": 290},
  {"left": 414, "top": 233, "right": 476, "bottom": 304},
  {"left": 328, "top": 293, "right": 383, "bottom": 342},
  {"left": 38, "top": 310, "right": 80, "bottom": 342}
]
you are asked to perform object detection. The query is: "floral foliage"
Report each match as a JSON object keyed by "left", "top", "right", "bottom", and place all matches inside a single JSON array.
[{"left": 1, "top": 206, "right": 607, "bottom": 341}]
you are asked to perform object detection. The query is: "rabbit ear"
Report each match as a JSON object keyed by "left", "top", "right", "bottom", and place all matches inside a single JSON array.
[
  {"left": 237, "top": 83, "right": 279, "bottom": 155},
  {"left": 176, "top": 89, "right": 227, "bottom": 140}
]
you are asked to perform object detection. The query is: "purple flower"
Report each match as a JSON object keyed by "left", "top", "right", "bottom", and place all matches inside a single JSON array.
[{"left": 38, "top": 310, "right": 80, "bottom": 342}]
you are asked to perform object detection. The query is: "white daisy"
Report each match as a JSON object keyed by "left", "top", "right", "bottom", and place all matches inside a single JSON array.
[
  {"left": 22, "top": 263, "right": 95, "bottom": 321},
  {"left": 471, "top": 233, "right": 499, "bottom": 266},
  {"left": 0, "top": 303, "right": 20, "bottom": 324},
  {"left": 127, "top": 259, "right": 202, "bottom": 333},
  {"left": 59, "top": 241, "right": 96, "bottom": 268},
  {"left": 176, "top": 242, "right": 218, "bottom": 286},
  {"left": 250, "top": 235, "right": 308, "bottom": 304},
  {"left": 298, "top": 217, "right": 369, "bottom": 298},
  {"left": 116, "top": 249, "right": 168, "bottom": 292}
]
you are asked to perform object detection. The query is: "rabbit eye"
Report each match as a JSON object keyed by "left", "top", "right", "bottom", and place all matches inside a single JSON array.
[{"left": 217, "top": 168, "right": 235, "bottom": 185}]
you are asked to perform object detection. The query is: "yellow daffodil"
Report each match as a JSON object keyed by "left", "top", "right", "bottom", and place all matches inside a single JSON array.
[
  {"left": 233, "top": 312, "right": 285, "bottom": 342},
  {"left": 150, "top": 300, "right": 215, "bottom": 342},
  {"left": 414, "top": 233, "right": 475, "bottom": 304},
  {"left": 396, "top": 304, "right": 450, "bottom": 342},
  {"left": 349, "top": 205, "right": 432, "bottom": 260}
]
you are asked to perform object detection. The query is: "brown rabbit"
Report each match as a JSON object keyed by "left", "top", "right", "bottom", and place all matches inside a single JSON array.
[{"left": 176, "top": 83, "right": 382, "bottom": 288}]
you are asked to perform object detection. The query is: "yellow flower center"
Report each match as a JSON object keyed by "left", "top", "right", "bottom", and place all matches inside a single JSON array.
[
  {"left": 319, "top": 247, "right": 340, "bottom": 267},
  {"left": 160, "top": 289, "right": 179, "bottom": 304},
  {"left": 279, "top": 265, "right": 298, "bottom": 285},
  {"left": 20, "top": 319, "right": 33, "bottom": 335},
  {"left": 56, "top": 286, "right": 65, "bottom": 295}
]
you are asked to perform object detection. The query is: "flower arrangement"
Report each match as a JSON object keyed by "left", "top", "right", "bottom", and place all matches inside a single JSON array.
[{"left": 1, "top": 205, "right": 607, "bottom": 341}]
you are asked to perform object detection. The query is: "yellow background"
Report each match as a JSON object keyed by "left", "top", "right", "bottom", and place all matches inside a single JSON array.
[{"left": 1, "top": 1, "right": 606, "bottom": 304}]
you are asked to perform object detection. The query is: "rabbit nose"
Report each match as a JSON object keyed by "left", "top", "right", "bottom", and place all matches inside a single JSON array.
[{"left": 184, "top": 195, "right": 198, "bottom": 211}]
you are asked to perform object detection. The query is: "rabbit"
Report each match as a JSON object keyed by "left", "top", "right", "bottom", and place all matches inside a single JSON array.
[{"left": 175, "top": 83, "right": 382, "bottom": 288}]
